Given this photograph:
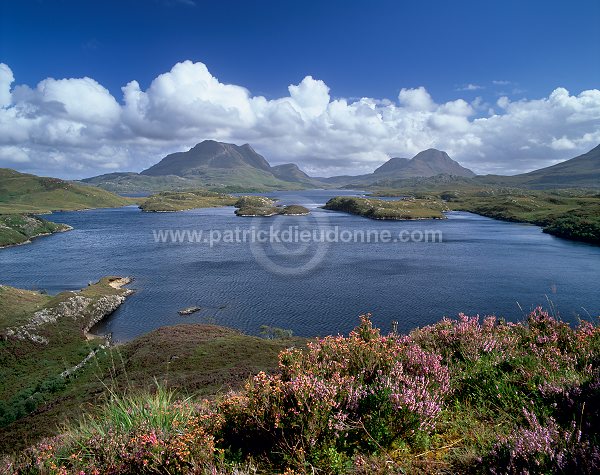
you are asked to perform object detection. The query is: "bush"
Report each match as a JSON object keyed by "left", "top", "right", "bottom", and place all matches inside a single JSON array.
[
  {"left": 219, "top": 315, "right": 450, "bottom": 469},
  {"left": 6, "top": 310, "right": 600, "bottom": 474}
]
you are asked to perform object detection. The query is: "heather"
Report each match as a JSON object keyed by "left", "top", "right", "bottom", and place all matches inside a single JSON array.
[{"left": 5, "top": 309, "right": 600, "bottom": 474}]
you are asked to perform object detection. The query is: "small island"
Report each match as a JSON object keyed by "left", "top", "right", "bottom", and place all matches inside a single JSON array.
[
  {"left": 323, "top": 196, "right": 447, "bottom": 220},
  {"left": 139, "top": 190, "right": 237, "bottom": 212},
  {"left": 234, "top": 196, "right": 310, "bottom": 217}
]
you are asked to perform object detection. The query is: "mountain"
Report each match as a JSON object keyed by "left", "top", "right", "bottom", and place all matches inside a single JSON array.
[
  {"left": 141, "top": 140, "right": 271, "bottom": 176},
  {"left": 321, "top": 148, "right": 475, "bottom": 187},
  {"left": 374, "top": 149, "right": 475, "bottom": 178},
  {"left": 84, "top": 141, "right": 323, "bottom": 192},
  {"left": 0, "top": 168, "right": 131, "bottom": 214},
  {"left": 516, "top": 144, "right": 600, "bottom": 186},
  {"left": 271, "top": 163, "right": 314, "bottom": 183},
  {"left": 373, "top": 157, "right": 410, "bottom": 174},
  {"left": 477, "top": 144, "right": 600, "bottom": 189}
]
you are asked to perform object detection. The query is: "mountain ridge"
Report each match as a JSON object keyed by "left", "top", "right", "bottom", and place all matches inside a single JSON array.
[{"left": 80, "top": 141, "right": 600, "bottom": 192}]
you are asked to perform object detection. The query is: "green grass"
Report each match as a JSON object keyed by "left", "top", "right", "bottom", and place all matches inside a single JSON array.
[
  {"left": 371, "top": 186, "right": 600, "bottom": 244},
  {"left": 445, "top": 189, "right": 600, "bottom": 244},
  {"left": 0, "top": 277, "right": 132, "bottom": 440},
  {"left": 0, "top": 214, "right": 71, "bottom": 247},
  {"left": 0, "top": 277, "right": 303, "bottom": 455},
  {"left": 139, "top": 190, "right": 237, "bottom": 212},
  {"left": 0, "top": 168, "right": 133, "bottom": 214},
  {"left": 6, "top": 310, "right": 600, "bottom": 474},
  {"left": 324, "top": 196, "right": 447, "bottom": 219}
]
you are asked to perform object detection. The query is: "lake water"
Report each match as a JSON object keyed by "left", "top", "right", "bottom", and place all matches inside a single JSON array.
[{"left": 1, "top": 190, "right": 599, "bottom": 341}]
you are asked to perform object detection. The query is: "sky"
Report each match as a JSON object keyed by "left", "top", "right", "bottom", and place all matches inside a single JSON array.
[{"left": 0, "top": 0, "right": 599, "bottom": 179}]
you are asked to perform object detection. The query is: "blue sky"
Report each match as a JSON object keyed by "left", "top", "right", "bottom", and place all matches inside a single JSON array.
[
  {"left": 3, "top": 0, "right": 599, "bottom": 102},
  {"left": 0, "top": 0, "right": 599, "bottom": 178}
]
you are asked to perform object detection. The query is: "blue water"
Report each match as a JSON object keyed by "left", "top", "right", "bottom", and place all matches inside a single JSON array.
[{"left": 1, "top": 190, "right": 599, "bottom": 341}]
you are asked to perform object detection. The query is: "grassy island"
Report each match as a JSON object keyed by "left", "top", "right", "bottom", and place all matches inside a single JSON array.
[
  {"left": 324, "top": 196, "right": 447, "bottom": 219},
  {"left": 139, "top": 190, "right": 237, "bottom": 212},
  {"left": 234, "top": 196, "right": 310, "bottom": 217},
  {"left": 369, "top": 187, "right": 600, "bottom": 245}
]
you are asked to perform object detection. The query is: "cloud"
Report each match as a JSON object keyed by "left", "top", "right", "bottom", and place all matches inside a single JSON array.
[
  {"left": 457, "top": 83, "right": 484, "bottom": 91},
  {"left": 0, "top": 63, "right": 14, "bottom": 108},
  {"left": 492, "top": 80, "right": 512, "bottom": 86},
  {"left": 0, "top": 61, "right": 599, "bottom": 178}
]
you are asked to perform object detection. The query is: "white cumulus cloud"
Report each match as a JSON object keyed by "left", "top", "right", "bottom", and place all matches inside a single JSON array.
[{"left": 0, "top": 61, "right": 599, "bottom": 179}]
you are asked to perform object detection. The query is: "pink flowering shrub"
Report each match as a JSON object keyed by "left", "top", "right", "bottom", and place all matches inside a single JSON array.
[
  {"left": 486, "top": 410, "right": 600, "bottom": 474},
  {"left": 411, "top": 313, "right": 518, "bottom": 364},
  {"left": 5, "top": 309, "right": 600, "bottom": 474},
  {"left": 218, "top": 315, "right": 450, "bottom": 468}
]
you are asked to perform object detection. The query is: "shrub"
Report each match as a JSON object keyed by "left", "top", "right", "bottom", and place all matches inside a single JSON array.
[{"left": 218, "top": 315, "right": 450, "bottom": 470}]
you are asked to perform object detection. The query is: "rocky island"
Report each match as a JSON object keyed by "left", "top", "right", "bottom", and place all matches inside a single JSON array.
[{"left": 234, "top": 195, "right": 310, "bottom": 217}]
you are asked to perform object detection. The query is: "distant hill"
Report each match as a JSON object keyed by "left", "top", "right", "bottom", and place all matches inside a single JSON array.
[
  {"left": 476, "top": 144, "right": 600, "bottom": 189},
  {"left": 0, "top": 169, "right": 131, "bottom": 214},
  {"left": 84, "top": 140, "right": 323, "bottom": 192},
  {"left": 374, "top": 149, "right": 475, "bottom": 178},
  {"left": 321, "top": 149, "right": 475, "bottom": 187},
  {"left": 80, "top": 141, "right": 600, "bottom": 193}
]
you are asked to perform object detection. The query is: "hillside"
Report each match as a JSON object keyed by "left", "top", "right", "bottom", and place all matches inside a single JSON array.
[
  {"left": 0, "top": 279, "right": 303, "bottom": 454},
  {"left": 135, "top": 140, "right": 322, "bottom": 190},
  {"left": 141, "top": 141, "right": 272, "bottom": 176},
  {"left": 0, "top": 169, "right": 132, "bottom": 214},
  {"left": 0, "top": 214, "right": 71, "bottom": 248},
  {"left": 477, "top": 144, "right": 600, "bottom": 189},
  {"left": 83, "top": 141, "right": 326, "bottom": 192},
  {"left": 4, "top": 310, "right": 600, "bottom": 474}
]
